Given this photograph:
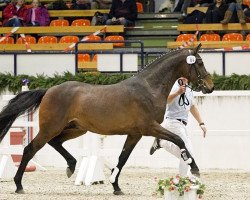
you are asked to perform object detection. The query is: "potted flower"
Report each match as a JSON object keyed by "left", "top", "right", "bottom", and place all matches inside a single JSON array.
[{"left": 156, "top": 175, "right": 205, "bottom": 200}]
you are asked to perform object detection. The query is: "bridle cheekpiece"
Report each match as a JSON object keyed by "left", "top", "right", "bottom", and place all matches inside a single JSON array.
[{"left": 186, "top": 50, "right": 210, "bottom": 92}]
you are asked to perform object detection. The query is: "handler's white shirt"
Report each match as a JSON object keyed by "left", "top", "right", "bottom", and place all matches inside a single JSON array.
[{"left": 165, "top": 80, "right": 194, "bottom": 123}]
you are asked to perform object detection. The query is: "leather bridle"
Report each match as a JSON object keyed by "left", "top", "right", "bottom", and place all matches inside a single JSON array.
[{"left": 187, "top": 55, "right": 210, "bottom": 92}]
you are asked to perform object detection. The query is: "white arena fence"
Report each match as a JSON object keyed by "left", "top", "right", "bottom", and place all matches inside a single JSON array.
[
  {"left": 1, "top": 50, "right": 250, "bottom": 76},
  {"left": 0, "top": 90, "right": 250, "bottom": 173}
]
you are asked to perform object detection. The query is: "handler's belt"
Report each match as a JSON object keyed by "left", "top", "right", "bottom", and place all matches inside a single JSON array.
[{"left": 176, "top": 119, "right": 187, "bottom": 126}]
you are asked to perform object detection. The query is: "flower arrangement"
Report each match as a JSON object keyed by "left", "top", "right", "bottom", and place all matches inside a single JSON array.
[{"left": 156, "top": 175, "right": 205, "bottom": 199}]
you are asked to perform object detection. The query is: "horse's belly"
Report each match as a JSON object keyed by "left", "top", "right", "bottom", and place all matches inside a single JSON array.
[{"left": 75, "top": 109, "right": 139, "bottom": 135}]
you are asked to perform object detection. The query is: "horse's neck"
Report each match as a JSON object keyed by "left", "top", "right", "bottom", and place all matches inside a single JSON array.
[{"left": 140, "top": 52, "right": 187, "bottom": 96}]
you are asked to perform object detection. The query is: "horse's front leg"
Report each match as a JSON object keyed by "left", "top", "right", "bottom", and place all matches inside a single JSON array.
[
  {"left": 150, "top": 122, "right": 200, "bottom": 177},
  {"left": 109, "top": 134, "right": 142, "bottom": 195}
]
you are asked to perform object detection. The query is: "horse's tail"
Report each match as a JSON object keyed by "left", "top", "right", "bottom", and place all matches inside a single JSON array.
[{"left": 0, "top": 89, "right": 48, "bottom": 143}]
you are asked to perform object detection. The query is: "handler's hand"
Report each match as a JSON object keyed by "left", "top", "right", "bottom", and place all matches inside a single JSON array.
[
  {"left": 200, "top": 124, "right": 207, "bottom": 138},
  {"left": 177, "top": 85, "right": 186, "bottom": 95}
]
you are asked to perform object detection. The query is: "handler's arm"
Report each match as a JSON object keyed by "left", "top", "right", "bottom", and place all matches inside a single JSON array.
[{"left": 190, "top": 105, "right": 207, "bottom": 138}]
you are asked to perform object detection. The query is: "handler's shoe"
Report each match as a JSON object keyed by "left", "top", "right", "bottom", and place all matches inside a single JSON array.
[{"left": 149, "top": 138, "right": 161, "bottom": 155}]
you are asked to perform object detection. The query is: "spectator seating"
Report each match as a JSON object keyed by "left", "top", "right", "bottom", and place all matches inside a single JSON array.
[
  {"left": 104, "top": 35, "right": 125, "bottom": 47},
  {"left": 246, "top": 34, "right": 250, "bottom": 41},
  {"left": 187, "top": 7, "right": 208, "bottom": 14},
  {"left": 48, "top": 9, "right": 109, "bottom": 18},
  {"left": 243, "top": 0, "right": 250, "bottom": 6},
  {"left": 77, "top": 53, "right": 97, "bottom": 71},
  {"left": 167, "top": 40, "right": 250, "bottom": 49},
  {"left": 167, "top": 32, "right": 250, "bottom": 49},
  {"left": 71, "top": 19, "right": 91, "bottom": 26},
  {"left": 0, "top": 37, "right": 14, "bottom": 44},
  {"left": 59, "top": 36, "right": 79, "bottom": 43},
  {"left": 0, "top": 10, "right": 110, "bottom": 20},
  {"left": 16, "top": 36, "right": 36, "bottom": 44},
  {"left": 178, "top": 23, "right": 250, "bottom": 32},
  {"left": 0, "top": 26, "right": 124, "bottom": 35},
  {"left": 78, "top": 53, "right": 90, "bottom": 62},
  {"left": 222, "top": 33, "right": 244, "bottom": 41},
  {"left": 136, "top": 2, "right": 143, "bottom": 13},
  {"left": 92, "top": 54, "right": 97, "bottom": 62},
  {"left": 199, "top": 34, "right": 221, "bottom": 41},
  {"left": 176, "top": 34, "right": 197, "bottom": 42},
  {"left": 50, "top": 19, "right": 70, "bottom": 26},
  {"left": 85, "top": 35, "right": 101, "bottom": 41},
  {"left": 38, "top": 36, "right": 58, "bottom": 44}
]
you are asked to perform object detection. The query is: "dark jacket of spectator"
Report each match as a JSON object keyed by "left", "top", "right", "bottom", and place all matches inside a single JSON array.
[
  {"left": 205, "top": 0, "right": 228, "bottom": 23},
  {"left": 3, "top": 2, "right": 28, "bottom": 26},
  {"left": 109, "top": 0, "right": 137, "bottom": 22},
  {"left": 71, "top": 0, "right": 91, "bottom": 10},
  {"left": 91, "top": 0, "right": 112, "bottom": 9},
  {"left": 26, "top": 6, "right": 50, "bottom": 26}
]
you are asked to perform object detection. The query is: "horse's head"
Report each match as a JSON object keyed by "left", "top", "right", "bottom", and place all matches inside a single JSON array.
[{"left": 184, "top": 44, "right": 214, "bottom": 94}]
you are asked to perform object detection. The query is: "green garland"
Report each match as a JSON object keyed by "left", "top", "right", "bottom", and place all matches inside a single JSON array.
[{"left": 0, "top": 72, "right": 249, "bottom": 94}]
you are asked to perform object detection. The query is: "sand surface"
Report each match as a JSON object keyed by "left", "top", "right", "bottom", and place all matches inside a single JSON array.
[{"left": 1, "top": 167, "right": 250, "bottom": 200}]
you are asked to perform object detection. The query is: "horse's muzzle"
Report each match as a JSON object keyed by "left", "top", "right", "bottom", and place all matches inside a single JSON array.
[{"left": 201, "top": 85, "right": 214, "bottom": 94}]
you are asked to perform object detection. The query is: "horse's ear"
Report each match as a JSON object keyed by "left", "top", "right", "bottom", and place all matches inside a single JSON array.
[{"left": 194, "top": 43, "right": 202, "bottom": 55}]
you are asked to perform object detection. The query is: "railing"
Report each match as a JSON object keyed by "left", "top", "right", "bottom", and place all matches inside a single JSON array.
[
  {"left": 75, "top": 40, "right": 145, "bottom": 73},
  {"left": 144, "top": 49, "right": 250, "bottom": 76}
]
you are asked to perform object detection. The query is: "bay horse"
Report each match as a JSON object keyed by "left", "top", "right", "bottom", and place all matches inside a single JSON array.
[{"left": 0, "top": 44, "right": 214, "bottom": 195}]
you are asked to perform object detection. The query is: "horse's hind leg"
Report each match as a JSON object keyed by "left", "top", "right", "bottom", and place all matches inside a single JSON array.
[
  {"left": 48, "top": 128, "right": 86, "bottom": 178},
  {"left": 14, "top": 132, "right": 50, "bottom": 193},
  {"left": 109, "top": 134, "right": 142, "bottom": 195}
]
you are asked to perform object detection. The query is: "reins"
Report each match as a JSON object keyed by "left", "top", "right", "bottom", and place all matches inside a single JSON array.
[{"left": 177, "top": 79, "right": 190, "bottom": 108}]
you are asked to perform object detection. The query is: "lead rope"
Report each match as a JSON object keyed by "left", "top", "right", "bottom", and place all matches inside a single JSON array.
[{"left": 178, "top": 79, "right": 190, "bottom": 109}]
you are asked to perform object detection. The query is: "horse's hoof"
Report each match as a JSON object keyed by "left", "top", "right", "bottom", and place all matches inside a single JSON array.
[
  {"left": 191, "top": 169, "right": 200, "bottom": 178},
  {"left": 92, "top": 181, "right": 104, "bottom": 185},
  {"left": 15, "top": 189, "right": 25, "bottom": 194},
  {"left": 113, "top": 190, "right": 124, "bottom": 195},
  {"left": 66, "top": 167, "right": 73, "bottom": 178}
]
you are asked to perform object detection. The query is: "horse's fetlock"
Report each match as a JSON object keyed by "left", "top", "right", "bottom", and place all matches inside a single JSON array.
[{"left": 109, "top": 167, "right": 119, "bottom": 184}]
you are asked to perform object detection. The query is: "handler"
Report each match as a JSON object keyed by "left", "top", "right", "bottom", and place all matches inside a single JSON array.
[{"left": 149, "top": 77, "right": 207, "bottom": 176}]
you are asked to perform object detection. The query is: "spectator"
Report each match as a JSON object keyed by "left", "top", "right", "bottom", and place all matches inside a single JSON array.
[
  {"left": 0, "top": 0, "right": 10, "bottom": 11},
  {"left": 47, "top": 0, "right": 68, "bottom": 10},
  {"left": 221, "top": 0, "right": 247, "bottom": 24},
  {"left": 205, "top": 0, "right": 228, "bottom": 23},
  {"left": 91, "top": 0, "right": 112, "bottom": 9},
  {"left": 178, "top": 0, "right": 213, "bottom": 19},
  {"left": 158, "top": 0, "right": 175, "bottom": 12},
  {"left": 3, "top": 0, "right": 28, "bottom": 27},
  {"left": 26, "top": 0, "right": 50, "bottom": 26},
  {"left": 71, "top": 0, "right": 91, "bottom": 9},
  {"left": 244, "top": 5, "right": 250, "bottom": 22},
  {"left": 105, "top": 0, "right": 137, "bottom": 27}
]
